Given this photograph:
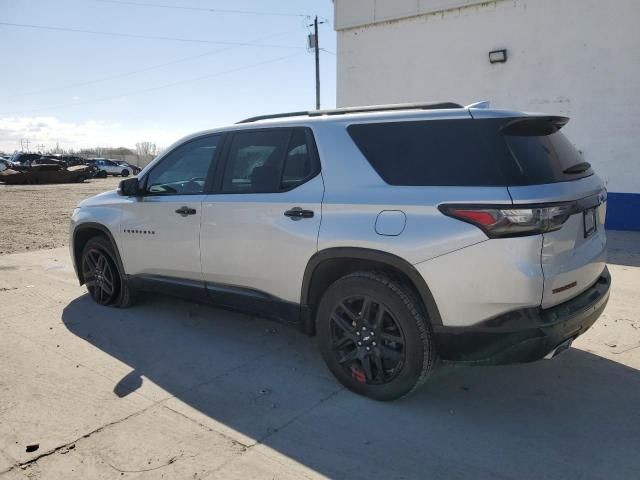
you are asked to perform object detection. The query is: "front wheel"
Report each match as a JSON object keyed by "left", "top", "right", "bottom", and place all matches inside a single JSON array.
[
  {"left": 317, "top": 271, "right": 437, "bottom": 401},
  {"left": 81, "top": 236, "right": 135, "bottom": 308},
  {"left": 121, "top": 169, "right": 130, "bottom": 177}
]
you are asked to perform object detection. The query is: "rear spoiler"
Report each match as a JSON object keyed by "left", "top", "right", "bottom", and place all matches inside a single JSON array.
[{"left": 500, "top": 116, "right": 570, "bottom": 136}]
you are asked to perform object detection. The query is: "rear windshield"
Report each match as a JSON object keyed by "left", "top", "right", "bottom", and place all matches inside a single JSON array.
[
  {"left": 501, "top": 118, "right": 592, "bottom": 184},
  {"left": 347, "top": 117, "right": 592, "bottom": 187}
]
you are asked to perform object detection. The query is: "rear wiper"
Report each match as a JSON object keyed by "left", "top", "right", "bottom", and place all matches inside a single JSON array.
[{"left": 563, "top": 162, "right": 591, "bottom": 174}]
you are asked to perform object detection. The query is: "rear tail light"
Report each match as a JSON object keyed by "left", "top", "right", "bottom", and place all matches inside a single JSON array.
[{"left": 439, "top": 203, "right": 574, "bottom": 238}]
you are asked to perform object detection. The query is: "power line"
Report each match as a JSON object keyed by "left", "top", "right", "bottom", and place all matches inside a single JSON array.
[
  {"left": 0, "top": 21, "right": 304, "bottom": 48},
  {"left": 3, "top": 52, "right": 305, "bottom": 115},
  {"left": 95, "top": 0, "right": 309, "bottom": 17},
  {"left": 8, "top": 28, "right": 301, "bottom": 98}
]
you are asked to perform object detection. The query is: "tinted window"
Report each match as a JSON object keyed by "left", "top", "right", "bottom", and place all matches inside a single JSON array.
[
  {"left": 281, "top": 130, "right": 315, "bottom": 189},
  {"left": 146, "top": 135, "right": 221, "bottom": 195},
  {"left": 347, "top": 120, "right": 505, "bottom": 186},
  {"left": 348, "top": 118, "right": 590, "bottom": 187},
  {"left": 222, "top": 128, "right": 317, "bottom": 193},
  {"left": 501, "top": 118, "right": 592, "bottom": 184}
]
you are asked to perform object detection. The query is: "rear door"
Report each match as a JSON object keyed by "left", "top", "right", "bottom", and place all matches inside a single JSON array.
[
  {"left": 500, "top": 117, "right": 607, "bottom": 308},
  {"left": 200, "top": 127, "right": 323, "bottom": 303}
]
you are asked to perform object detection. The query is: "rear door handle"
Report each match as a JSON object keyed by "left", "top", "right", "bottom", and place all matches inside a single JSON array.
[
  {"left": 175, "top": 206, "right": 197, "bottom": 217},
  {"left": 284, "top": 207, "right": 314, "bottom": 220}
]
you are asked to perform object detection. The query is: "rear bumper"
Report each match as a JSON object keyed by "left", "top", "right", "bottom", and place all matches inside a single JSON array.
[{"left": 433, "top": 267, "right": 611, "bottom": 364}]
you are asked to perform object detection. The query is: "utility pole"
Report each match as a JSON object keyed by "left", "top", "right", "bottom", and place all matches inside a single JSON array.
[
  {"left": 308, "top": 16, "right": 325, "bottom": 110},
  {"left": 314, "top": 16, "right": 320, "bottom": 110}
]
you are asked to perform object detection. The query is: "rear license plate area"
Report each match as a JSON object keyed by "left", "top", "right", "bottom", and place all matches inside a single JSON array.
[{"left": 584, "top": 208, "right": 597, "bottom": 238}]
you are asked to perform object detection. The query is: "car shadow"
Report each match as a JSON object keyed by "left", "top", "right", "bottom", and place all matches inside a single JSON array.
[{"left": 62, "top": 293, "right": 640, "bottom": 480}]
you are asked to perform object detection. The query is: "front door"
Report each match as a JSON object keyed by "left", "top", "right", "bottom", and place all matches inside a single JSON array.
[
  {"left": 118, "top": 134, "right": 223, "bottom": 280},
  {"left": 200, "top": 127, "right": 323, "bottom": 303}
]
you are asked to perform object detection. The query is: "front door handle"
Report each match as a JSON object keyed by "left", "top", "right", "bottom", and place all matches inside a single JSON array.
[
  {"left": 175, "top": 206, "right": 197, "bottom": 217},
  {"left": 284, "top": 207, "right": 314, "bottom": 220}
]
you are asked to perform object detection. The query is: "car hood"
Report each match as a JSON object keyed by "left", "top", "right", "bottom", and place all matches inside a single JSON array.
[{"left": 77, "top": 189, "right": 120, "bottom": 208}]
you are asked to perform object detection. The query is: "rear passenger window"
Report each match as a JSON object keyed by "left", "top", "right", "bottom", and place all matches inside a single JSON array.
[
  {"left": 222, "top": 128, "right": 318, "bottom": 193},
  {"left": 281, "top": 130, "right": 314, "bottom": 189},
  {"left": 347, "top": 120, "right": 505, "bottom": 186}
]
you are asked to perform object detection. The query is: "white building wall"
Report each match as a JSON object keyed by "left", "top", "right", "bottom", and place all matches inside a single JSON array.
[{"left": 335, "top": 0, "right": 640, "bottom": 196}]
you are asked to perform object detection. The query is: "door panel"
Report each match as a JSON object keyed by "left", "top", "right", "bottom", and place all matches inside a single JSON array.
[
  {"left": 200, "top": 127, "right": 323, "bottom": 303},
  {"left": 201, "top": 174, "right": 323, "bottom": 303},
  {"left": 117, "top": 134, "right": 222, "bottom": 280},
  {"left": 119, "top": 195, "right": 204, "bottom": 279}
]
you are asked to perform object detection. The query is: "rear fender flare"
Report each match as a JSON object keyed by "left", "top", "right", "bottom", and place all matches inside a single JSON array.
[{"left": 301, "top": 247, "right": 443, "bottom": 327}]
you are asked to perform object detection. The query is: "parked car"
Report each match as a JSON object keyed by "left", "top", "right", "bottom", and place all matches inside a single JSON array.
[
  {"left": 69, "top": 102, "right": 610, "bottom": 400},
  {"left": 84, "top": 159, "right": 108, "bottom": 178},
  {"left": 0, "top": 158, "right": 11, "bottom": 172},
  {"left": 51, "top": 154, "right": 89, "bottom": 166},
  {"left": 1, "top": 163, "right": 91, "bottom": 184},
  {"left": 30, "top": 156, "right": 68, "bottom": 167},
  {"left": 117, "top": 161, "right": 141, "bottom": 175},
  {"left": 91, "top": 158, "right": 132, "bottom": 177},
  {"left": 9, "top": 152, "right": 42, "bottom": 165}
]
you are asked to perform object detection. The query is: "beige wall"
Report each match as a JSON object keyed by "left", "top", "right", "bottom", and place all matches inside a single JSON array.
[
  {"left": 334, "top": 0, "right": 496, "bottom": 30},
  {"left": 335, "top": 0, "right": 640, "bottom": 193}
]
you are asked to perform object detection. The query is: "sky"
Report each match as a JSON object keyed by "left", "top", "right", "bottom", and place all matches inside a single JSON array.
[{"left": 0, "top": 0, "right": 336, "bottom": 153}]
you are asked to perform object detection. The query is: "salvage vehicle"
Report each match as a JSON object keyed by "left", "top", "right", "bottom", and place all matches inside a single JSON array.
[
  {"left": 0, "top": 158, "right": 11, "bottom": 172},
  {"left": 84, "top": 159, "right": 108, "bottom": 178},
  {"left": 93, "top": 159, "right": 132, "bottom": 177},
  {"left": 117, "top": 161, "right": 142, "bottom": 175},
  {"left": 9, "top": 152, "right": 42, "bottom": 165},
  {"left": 70, "top": 102, "right": 610, "bottom": 400},
  {"left": 1, "top": 163, "right": 91, "bottom": 184}
]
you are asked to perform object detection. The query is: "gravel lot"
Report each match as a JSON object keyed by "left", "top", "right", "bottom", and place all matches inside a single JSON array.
[{"left": 0, "top": 177, "right": 121, "bottom": 254}]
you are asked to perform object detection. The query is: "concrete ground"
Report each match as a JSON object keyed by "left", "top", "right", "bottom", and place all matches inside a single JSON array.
[{"left": 0, "top": 231, "right": 639, "bottom": 479}]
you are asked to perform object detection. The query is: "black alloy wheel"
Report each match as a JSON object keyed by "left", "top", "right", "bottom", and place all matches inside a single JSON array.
[
  {"left": 82, "top": 247, "right": 118, "bottom": 305},
  {"left": 330, "top": 295, "right": 406, "bottom": 385},
  {"left": 317, "top": 271, "right": 437, "bottom": 401}
]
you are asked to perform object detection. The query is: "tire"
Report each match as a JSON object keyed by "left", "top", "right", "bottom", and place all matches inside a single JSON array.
[
  {"left": 121, "top": 169, "right": 130, "bottom": 177},
  {"left": 76, "top": 175, "right": 87, "bottom": 183},
  {"left": 81, "top": 236, "right": 136, "bottom": 308},
  {"left": 317, "top": 271, "right": 437, "bottom": 401}
]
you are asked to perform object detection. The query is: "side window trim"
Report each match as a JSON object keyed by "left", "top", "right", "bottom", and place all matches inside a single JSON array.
[
  {"left": 140, "top": 133, "right": 225, "bottom": 196},
  {"left": 213, "top": 126, "right": 321, "bottom": 196}
]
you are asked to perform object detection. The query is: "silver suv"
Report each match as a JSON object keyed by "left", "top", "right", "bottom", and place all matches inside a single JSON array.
[{"left": 70, "top": 102, "right": 610, "bottom": 400}]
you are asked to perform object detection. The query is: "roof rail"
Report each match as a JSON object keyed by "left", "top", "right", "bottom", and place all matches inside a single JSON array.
[
  {"left": 236, "top": 101, "right": 462, "bottom": 124},
  {"left": 236, "top": 111, "right": 309, "bottom": 124}
]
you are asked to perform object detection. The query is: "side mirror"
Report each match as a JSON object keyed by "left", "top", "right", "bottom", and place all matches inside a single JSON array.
[{"left": 118, "top": 177, "right": 142, "bottom": 196}]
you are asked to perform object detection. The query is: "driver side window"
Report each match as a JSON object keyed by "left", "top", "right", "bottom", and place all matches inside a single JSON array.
[{"left": 146, "top": 135, "right": 221, "bottom": 195}]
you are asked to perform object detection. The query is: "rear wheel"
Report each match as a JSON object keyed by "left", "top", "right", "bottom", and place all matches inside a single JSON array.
[
  {"left": 317, "top": 271, "right": 437, "bottom": 401},
  {"left": 81, "top": 236, "right": 135, "bottom": 308}
]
